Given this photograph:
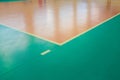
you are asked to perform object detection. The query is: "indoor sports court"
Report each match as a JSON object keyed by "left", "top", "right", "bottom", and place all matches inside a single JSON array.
[{"left": 0, "top": 0, "right": 120, "bottom": 80}]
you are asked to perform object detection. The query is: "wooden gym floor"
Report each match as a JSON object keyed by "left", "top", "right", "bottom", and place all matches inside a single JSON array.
[{"left": 0, "top": 0, "right": 120, "bottom": 80}]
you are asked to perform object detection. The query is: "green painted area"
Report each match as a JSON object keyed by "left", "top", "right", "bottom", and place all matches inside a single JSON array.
[
  {"left": 0, "top": 25, "right": 59, "bottom": 76},
  {"left": 0, "top": 14, "right": 120, "bottom": 80},
  {"left": 0, "top": 0, "right": 25, "bottom": 2}
]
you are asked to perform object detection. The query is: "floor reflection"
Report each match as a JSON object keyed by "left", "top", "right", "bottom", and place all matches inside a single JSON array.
[{"left": 0, "top": 0, "right": 120, "bottom": 43}]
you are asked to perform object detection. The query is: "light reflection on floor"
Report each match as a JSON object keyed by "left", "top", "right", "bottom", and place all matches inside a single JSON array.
[{"left": 0, "top": 0, "right": 120, "bottom": 43}]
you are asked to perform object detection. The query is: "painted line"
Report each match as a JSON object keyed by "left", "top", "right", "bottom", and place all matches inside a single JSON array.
[
  {"left": 0, "top": 23, "right": 60, "bottom": 45},
  {"left": 0, "top": 13, "right": 120, "bottom": 46},
  {"left": 60, "top": 13, "right": 120, "bottom": 45},
  {"left": 41, "top": 50, "right": 51, "bottom": 56}
]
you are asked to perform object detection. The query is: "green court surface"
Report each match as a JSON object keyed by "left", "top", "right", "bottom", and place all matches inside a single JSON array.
[
  {"left": 0, "top": 25, "right": 59, "bottom": 76},
  {"left": 0, "top": 14, "right": 120, "bottom": 80},
  {"left": 0, "top": 0, "right": 25, "bottom": 2}
]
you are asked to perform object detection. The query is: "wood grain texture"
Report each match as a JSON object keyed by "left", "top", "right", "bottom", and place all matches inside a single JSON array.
[{"left": 0, "top": 0, "right": 120, "bottom": 43}]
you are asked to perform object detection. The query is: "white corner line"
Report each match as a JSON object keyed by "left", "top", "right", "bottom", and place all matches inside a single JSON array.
[
  {"left": 0, "top": 13, "right": 119, "bottom": 46},
  {"left": 41, "top": 50, "right": 51, "bottom": 56}
]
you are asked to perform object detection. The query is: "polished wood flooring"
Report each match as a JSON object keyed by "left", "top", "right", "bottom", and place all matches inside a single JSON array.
[{"left": 0, "top": 0, "right": 120, "bottom": 44}]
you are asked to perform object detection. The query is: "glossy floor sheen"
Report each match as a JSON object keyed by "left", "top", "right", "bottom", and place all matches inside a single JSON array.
[
  {"left": 0, "top": 12, "right": 120, "bottom": 80},
  {"left": 0, "top": 0, "right": 120, "bottom": 44},
  {"left": 0, "top": 24, "right": 59, "bottom": 76}
]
